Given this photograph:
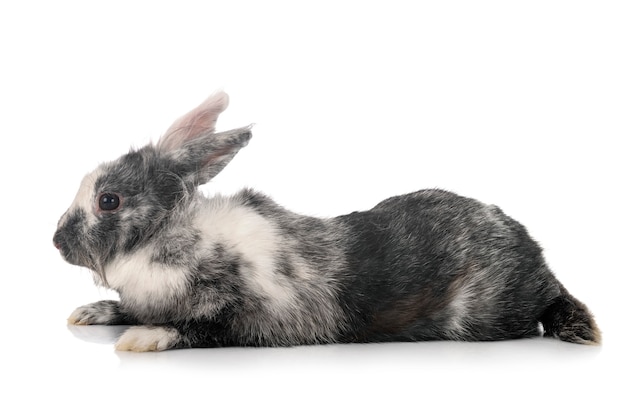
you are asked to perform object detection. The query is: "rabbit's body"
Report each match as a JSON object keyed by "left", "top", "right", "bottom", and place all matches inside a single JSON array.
[
  {"left": 54, "top": 92, "right": 600, "bottom": 351},
  {"left": 106, "top": 189, "right": 349, "bottom": 346}
]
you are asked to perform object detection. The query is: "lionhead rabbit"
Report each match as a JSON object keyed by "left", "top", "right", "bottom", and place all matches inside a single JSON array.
[{"left": 53, "top": 91, "right": 600, "bottom": 351}]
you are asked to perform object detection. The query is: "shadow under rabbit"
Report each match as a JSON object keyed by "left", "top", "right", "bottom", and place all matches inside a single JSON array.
[{"left": 67, "top": 324, "right": 602, "bottom": 372}]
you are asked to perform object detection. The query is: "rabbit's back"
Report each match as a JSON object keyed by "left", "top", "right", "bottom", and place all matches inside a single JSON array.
[{"left": 336, "top": 189, "right": 561, "bottom": 342}]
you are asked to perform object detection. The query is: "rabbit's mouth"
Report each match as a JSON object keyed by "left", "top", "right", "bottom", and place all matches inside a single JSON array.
[
  {"left": 54, "top": 208, "right": 94, "bottom": 268},
  {"left": 53, "top": 236, "right": 79, "bottom": 266},
  {"left": 53, "top": 230, "right": 92, "bottom": 269}
]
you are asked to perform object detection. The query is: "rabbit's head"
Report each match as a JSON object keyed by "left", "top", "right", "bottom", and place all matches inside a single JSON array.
[{"left": 53, "top": 91, "right": 251, "bottom": 281}]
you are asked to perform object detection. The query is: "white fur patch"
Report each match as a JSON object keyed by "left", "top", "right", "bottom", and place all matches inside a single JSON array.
[
  {"left": 195, "top": 196, "right": 297, "bottom": 312},
  {"left": 58, "top": 168, "right": 102, "bottom": 228},
  {"left": 115, "top": 326, "right": 180, "bottom": 352},
  {"left": 105, "top": 247, "right": 191, "bottom": 305},
  {"left": 446, "top": 264, "right": 507, "bottom": 339},
  {"left": 446, "top": 285, "right": 472, "bottom": 337}
]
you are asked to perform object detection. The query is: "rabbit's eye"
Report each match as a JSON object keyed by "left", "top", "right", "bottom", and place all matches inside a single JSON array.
[{"left": 98, "top": 193, "right": 121, "bottom": 212}]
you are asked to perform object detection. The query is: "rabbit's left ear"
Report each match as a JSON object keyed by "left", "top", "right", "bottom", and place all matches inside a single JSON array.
[
  {"left": 158, "top": 91, "right": 229, "bottom": 151},
  {"left": 157, "top": 91, "right": 252, "bottom": 185}
]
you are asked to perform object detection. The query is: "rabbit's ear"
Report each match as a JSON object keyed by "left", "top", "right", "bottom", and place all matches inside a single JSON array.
[
  {"left": 187, "top": 125, "right": 253, "bottom": 184},
  {"left": 158, "top": 91, "right": 229, "bottom": 151},
  {"left": 157, "top": 92, "right": 252, "bottom": 185}
]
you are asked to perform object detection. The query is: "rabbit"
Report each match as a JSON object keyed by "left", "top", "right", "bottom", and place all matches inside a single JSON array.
[{"left": 53, "top": 91, "right": 601, "bottom": 351}]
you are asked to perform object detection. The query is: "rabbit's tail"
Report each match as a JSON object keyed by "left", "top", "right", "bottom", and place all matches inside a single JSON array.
[{"left": 540, "top": 282, "right": 601, "bottom": 345}]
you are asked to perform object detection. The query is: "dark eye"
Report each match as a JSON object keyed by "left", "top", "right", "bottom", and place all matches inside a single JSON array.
[{"left": 98, "top": 193, "right": 121, "bottom": 211}]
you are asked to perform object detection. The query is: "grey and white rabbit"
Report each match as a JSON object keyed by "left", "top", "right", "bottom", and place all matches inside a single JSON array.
[{"left": 53, "top": 91, "right": 600, "bottom": 351}]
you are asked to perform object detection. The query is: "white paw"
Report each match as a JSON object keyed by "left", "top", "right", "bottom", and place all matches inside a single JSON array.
[
  {"left": 68, "top": 301, "right": 120, "bottom": 325},
  {"left": 115, "top": 326, "right": 180, "bottom": 352}
]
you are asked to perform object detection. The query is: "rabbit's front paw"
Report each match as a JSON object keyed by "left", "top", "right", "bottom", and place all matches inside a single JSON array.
[
  {"left": 115, "top": 326, "right": 181, "bottom": 352},
  {"left": 68, "top": 300, "right": 125, "bottom": 325}
]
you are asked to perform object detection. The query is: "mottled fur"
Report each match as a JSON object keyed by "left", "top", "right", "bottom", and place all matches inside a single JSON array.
[{"left": 53, "top": 92, "right": 601, "bottom": 351}]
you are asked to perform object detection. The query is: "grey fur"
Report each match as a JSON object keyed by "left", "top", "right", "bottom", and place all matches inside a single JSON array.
[{"left": 53, "top": 92, "right": 600, "bottom": 351}]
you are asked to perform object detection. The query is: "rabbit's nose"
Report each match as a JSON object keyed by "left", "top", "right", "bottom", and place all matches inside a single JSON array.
[{"left": 53, "top": 231, "right": 62, "bottom": 250}]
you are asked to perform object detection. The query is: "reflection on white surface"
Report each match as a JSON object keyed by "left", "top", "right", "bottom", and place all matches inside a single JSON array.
[
  {"left": 65, "top": 322, "right": 605, "bottom": 373},
  {"left": 67, "top": 324, "right": 130, "bottom": 344},
  {"left": 41, "top": 322, "right": 615, "bottom": 407}
]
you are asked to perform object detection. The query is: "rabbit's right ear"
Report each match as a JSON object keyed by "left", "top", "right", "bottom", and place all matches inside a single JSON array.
[{"left": 157, "top": 91, "right": 252, "bottom": 185}]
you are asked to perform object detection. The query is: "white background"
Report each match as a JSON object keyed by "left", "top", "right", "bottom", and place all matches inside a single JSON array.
[{"left": 1, "top": 1, "right": 624, "bottom": 406}]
